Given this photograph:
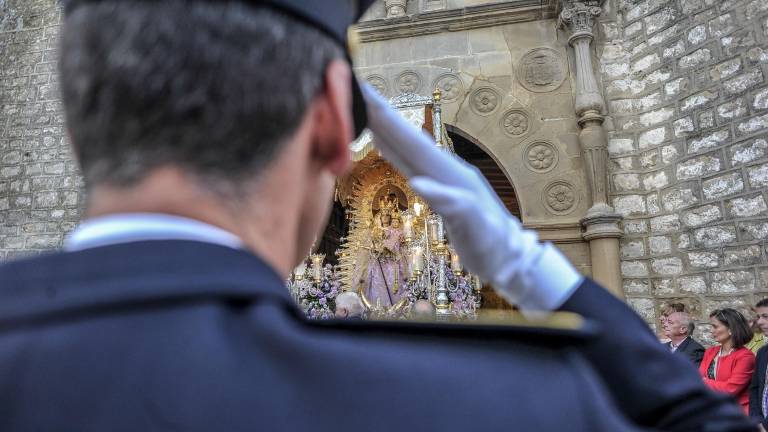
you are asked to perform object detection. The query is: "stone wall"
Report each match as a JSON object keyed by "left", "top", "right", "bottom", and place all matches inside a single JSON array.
[
  {"left": 0, "top": 0, "right": 82, "bottom": 260},
  {"left": 598, "top": 0, "right": 768, "bottom": 340}
]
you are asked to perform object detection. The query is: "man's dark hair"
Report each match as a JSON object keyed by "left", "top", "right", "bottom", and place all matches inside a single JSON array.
[
  {"left": 59, "top": 0, "right": 343, "bottom": 190},
  {"left": 709, "top": 309, "right": 753, "bottom": 349},
  {"left": 756, "top": 299, "right": 768, "bottom": 308}
]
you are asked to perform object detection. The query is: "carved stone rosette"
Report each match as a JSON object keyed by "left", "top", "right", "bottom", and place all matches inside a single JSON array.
[
  {"left": 525, "top": 141, "right": 559, "bottom": 173},
  {"left": 560, "top": 0, "right": 624, "bottom": 296},
  {"left": 470, "top": 87, "right": 501, "bottom": 116},
  {"left": 543, "top": 181, "right": 578, "bottom": 215},
  {"left": 500, "top": 109, "right": 531, "bottom": 137},
  {"left": 366, "top": 75, "right": 389, "bottom": 97},
  {"left": 432, "top": 73, "right": 464, "bottom": 102},
  {"left": 396, "top": 71, "right": 422, "bottom": 94}
]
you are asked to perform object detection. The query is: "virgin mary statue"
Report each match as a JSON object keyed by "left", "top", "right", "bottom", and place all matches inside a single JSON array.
[{"left": 357, "top": 198, "right": 409, "bottom": 308}]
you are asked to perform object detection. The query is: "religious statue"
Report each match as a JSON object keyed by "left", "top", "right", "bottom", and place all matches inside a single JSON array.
[{"left": 355, "top": 193, "right": 409, "bottom": 308}]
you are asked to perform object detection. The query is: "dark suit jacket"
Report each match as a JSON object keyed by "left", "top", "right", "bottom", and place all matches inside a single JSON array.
[
  {"left": 0, "top": 241, "right": 752, "bottom": 431},
  {"left": 749, "top": 344, "right": 768, "bottom": 428},
  {"left": 665, "top": 337, "right": 705, "bottom": 366}
]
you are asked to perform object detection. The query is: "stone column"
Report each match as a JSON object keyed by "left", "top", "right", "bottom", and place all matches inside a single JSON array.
[{"left": 559, "top": 0, "right": 623, "bottom": 297}]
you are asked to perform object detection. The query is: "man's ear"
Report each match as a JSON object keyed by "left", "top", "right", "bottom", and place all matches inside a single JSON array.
[{"left": 310, "top": 59, "right": 354, "bottom": 176}]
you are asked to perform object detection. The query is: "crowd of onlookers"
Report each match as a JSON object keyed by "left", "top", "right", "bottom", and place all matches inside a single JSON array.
[{"left": 659, "top": 300, "right": 768, "bottom": 429}]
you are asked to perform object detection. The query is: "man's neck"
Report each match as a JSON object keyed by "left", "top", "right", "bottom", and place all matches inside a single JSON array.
[
  {"left": 86, "top": 167, "right": 298, "bottom": 277},
  {"left": 669, "top": 334, "right": 688, "bottom": 345}
]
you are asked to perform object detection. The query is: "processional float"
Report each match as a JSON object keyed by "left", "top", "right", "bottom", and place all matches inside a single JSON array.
[{"left": 288, "top": 90, "right": 482, "bottom": 319}]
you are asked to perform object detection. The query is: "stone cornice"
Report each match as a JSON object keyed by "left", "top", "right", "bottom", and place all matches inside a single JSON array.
[
  {"left": 354, "top": 0, "right": 559, "bottom": 43},
  {"left": 524, "top": 222, "right": 585, "bottom": 244},
  {"left": 556, "top": 0, "right": 607, "bottom": 14}
]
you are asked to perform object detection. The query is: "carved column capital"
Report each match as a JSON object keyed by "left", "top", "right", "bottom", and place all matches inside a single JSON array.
[
  {"left": 559, "top": 1, "right": 603, "bottom": 44},
  {"left": 385, "top": 0, "right": 407, "bottom": 18},
  {"left": 581, "top": 211, "right": 623, "bottom": 241}
]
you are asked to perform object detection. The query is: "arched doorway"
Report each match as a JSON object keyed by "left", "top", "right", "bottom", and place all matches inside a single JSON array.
[
  {"left": 448, "top": 126, "right": 520, "bottom": 310},
  {"left": 448, "top": 126, "right": 521, "bottom": 220}
]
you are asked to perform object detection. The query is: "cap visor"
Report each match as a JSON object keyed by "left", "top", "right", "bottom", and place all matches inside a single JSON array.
[{"left": 351, "top": 74, "right": 369, "bottom": 139}]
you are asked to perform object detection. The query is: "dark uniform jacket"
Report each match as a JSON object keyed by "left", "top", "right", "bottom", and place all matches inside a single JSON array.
[
  {"left": 665, "top": 337, "right": 706, "bottom": 366},
  {"left": 0, "top": 240, "right": 752, "bottom": 431},
  {"left": 750, "top": 344, "right": 768, "bottom": 428}
]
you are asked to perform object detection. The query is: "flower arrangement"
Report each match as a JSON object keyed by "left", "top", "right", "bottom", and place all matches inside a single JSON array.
[
  {"left": 297, "top": 264, "right": 341, "bottom": 320},
  {"left": 445, "top": 266, "right": 477, "bottom": 318}
]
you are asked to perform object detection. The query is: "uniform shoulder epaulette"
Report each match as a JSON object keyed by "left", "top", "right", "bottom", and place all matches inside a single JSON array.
[{"left": 304, "top": 310, "right": 599, "bottom": 345}]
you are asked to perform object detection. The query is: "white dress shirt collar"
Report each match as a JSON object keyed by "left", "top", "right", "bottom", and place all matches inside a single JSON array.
[
  {"left": 670, "top": 336, "right": 688, "bottom": 352},
  {"left": 65, "top": 213, "right": 244, "bottom": 251}
]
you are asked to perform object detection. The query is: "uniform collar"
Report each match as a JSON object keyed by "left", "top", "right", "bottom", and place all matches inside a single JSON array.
[
  {"left": 65, "top": 213, "right": 244, "bottom": 251},
  {"left": 0, "top": 240, "right": 296, "bottom": 328}
]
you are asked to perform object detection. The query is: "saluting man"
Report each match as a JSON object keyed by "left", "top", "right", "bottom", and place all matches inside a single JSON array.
[{"left": 0, "top": 1, "right": 754, "bottom": 431}]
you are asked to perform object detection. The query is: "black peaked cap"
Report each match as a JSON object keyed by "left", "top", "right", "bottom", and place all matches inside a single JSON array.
[{"left": 62, "top": 0, "right": 377, "bottom": 137}]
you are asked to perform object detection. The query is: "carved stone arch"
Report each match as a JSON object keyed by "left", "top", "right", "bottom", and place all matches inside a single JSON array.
[{"left": 446, "top": 124, "right": 523, "bottom": 222}]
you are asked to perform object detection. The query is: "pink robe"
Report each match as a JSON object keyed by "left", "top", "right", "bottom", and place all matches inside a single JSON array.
[{"left": 365, "top": 227, "right": 408, "bottom": 307}]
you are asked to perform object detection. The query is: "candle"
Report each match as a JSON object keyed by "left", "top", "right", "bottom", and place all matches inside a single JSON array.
[
  {"left": 311, "top": 254, "right": 325, "bottom": 281},
  {"left": 294, "top": 262, "right": 307, "bottom": 280},
  {"left": 428, "top": 218, "right": 439, "bottom": 244},
  {"left": 450, "top": 250, "right": 461, "bottom": 273},
  {"left": 411, "top": 246, "right": 424, "bottom": 273},
  {"left": 403, "top": 213, "right": 413, "bottom": 241},
  {"left": 413, "top": 201, "right": 423, "bottom": 217}
]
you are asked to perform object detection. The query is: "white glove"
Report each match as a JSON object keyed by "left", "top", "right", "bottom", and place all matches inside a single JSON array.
[{"left": 361, "top": 84, "right": 583, "bottom": 312}]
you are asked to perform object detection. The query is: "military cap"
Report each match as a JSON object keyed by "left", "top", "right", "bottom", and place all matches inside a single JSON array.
[{"left": 61, "top": 0, "right": 377, "bottom": 138}]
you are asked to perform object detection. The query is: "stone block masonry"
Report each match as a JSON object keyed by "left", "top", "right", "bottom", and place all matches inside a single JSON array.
[
  {"left": 0, "top": 1, "right": 83, "bottom": 260},
  {"left": 601, "top": 0, "right": 768, "bottom": 342}
]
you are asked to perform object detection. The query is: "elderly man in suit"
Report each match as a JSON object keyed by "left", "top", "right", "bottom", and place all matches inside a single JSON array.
[
  {"left": 664, "top": 311, "right": 705, "bottom": 366},
  {"left": 0, "top": 1, "right": 754, "bottom": 431}
]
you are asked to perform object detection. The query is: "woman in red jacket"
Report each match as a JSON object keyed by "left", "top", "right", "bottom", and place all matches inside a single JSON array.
[{"left": 700, "top": 308, "right": 756, "bottom": 414}]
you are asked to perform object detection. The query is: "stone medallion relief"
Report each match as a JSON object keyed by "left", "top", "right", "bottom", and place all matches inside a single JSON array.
[
  {"left": 524, "top": 141, "right": 559, "bottom": 173},
  {"left": 432, "top": 73, "right": 464, "bottom": 102},
  {"left": 470, "top": 87, "right": 501, "bottom": 116},
  {"left": 518, "top": 48, "right": 567, "bottom": 93},
  {"left": 500, "top": 109, "right": 531, "bottom": 137},
  {"left": 543, "top": 180, "right": 578, "bottom": 215},
  {"left": 396, "top": 71, "right": 422, "bottom": 94},
  {"left": 366, "top": 75, "right": 389, "bottom": 97}
]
